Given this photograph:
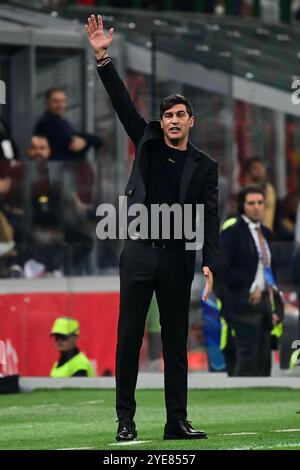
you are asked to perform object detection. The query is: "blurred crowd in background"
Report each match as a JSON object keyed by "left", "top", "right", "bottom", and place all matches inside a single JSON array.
[
  {"left": 0, "top": 0, "right": 299, "bottom": 377},
  {"left": 17, "top": 0, "right": 300, "bottom": 24},
  {"left": 0, "top": 0, "right": 299, "bottom": 282},
  {"left": 1, "top": 87, "right": 299, "bottom": 279}
]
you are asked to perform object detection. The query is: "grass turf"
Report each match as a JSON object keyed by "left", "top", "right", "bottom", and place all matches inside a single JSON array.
[{"left": 0, "top": 388, "right": 300, "bottom": 450}]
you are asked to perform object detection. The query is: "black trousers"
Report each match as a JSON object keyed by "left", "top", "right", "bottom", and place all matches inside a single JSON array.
[
  {"left": 116, "top": 239, "right": 192, "bottom": 422},
  {"left": 227, "top": 292, "right": 272, "bottom": 377}
]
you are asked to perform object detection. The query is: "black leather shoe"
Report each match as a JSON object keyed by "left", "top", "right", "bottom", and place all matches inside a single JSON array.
[
  {"left": 163, "top": 420, "right": 207, "bottom": 440},
  {"left": 116, "top": 418, "right": 137, "bottom": 442}
]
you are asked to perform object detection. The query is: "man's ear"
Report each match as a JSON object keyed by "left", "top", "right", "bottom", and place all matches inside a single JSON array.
[
  {"left": 190, "top": 115, "right": 195, "bottom": 128},
  {"left": 160, "top": 119, "right": 163, "bottom": 129}
]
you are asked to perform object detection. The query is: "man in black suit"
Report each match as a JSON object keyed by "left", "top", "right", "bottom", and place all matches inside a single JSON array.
[
  {"left": 218, "top": 186, "right": 282, "bottom": 377},
  {"left": 86, "top": 15, "right": 219, "bottom": 441},
  {"left": 34, "top": 89, "right": 101, "bottom": 161}
]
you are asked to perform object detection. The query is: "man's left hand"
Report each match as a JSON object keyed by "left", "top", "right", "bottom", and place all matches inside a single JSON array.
[
  {"left": 272, "top": 313, "right": 280, "bottom": 326},
  {"left": 202, "top": 266, "right": 213, "bottom": 302},
  {"left": 69, "top": 136, "right": 87, "bottom": 152}
]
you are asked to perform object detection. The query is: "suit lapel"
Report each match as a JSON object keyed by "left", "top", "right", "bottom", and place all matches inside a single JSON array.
[
  {"left": 137, "top": 121, "right": 201, "bottom": 204},
  {"left": 179, "top": 143, "right": 201, "bottom": 205}
]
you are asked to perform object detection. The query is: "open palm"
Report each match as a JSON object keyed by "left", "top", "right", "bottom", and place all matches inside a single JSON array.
[{"left": 85, "top": 15, "right": 114, "bottom": 53}]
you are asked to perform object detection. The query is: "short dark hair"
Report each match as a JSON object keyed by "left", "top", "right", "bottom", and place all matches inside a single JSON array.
[
  {"left": 238, "top": 185, "right": 265, "bottom": 214},
  {"left": 31, "top": 134, "right": 49, "bottom": 142},
  {"left": 160, "top": 94, "right": 193, "bottom": 119},
  {"left": 244, "top": 156, "right": 265, "bottom": 172},
  {"left": 46, "top": 87, "right": 65, "bottom": 101}
]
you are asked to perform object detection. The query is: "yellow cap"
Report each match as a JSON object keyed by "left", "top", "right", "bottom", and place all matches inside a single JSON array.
[{"left": 50, "top": 317, "right": 80, "bottom": 336}]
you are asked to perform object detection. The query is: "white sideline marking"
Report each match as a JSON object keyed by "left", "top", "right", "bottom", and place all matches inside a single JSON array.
[
  {"left": 272, "top": 429, "right": 300, "bottom": 433},
  {"left": 220, "top": 432, "right": 259, "bottom": 436},
  {"left": 110, "top": 440, "right": 152, "bottom": 446},
  {"left": 231, "top": 442, "right": 300, "bottom": 450},
  {"left": 80, "top": 400, "right": 105, "bottom": 405},
  {"left": 221, "top": 429, "right": 300, "bottom": 437},
  {"left": 7, "top": 403, "right": 61, "bottom": 410},
  {"left": 56, "top": 447, "right": 95, "bottom": 450}
]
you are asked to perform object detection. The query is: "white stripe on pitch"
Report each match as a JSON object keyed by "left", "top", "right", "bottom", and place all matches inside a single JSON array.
[
  {"left": 220, "top": 432, "right": 259, "bottom": 436},
  {"left": 231, "top": 442, "right": 300, "bottom": 450},
  {"left": 56, "top": 447, "right": 95, "bottom": 450},
  {"left": 272, "top": 429, "right": 300, "bottom": 433},
  {"left": 109, "top": 440, "right": 152, "bottom": 446}
]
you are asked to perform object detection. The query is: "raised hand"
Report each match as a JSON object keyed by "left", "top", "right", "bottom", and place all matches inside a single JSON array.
[{"left": 85, "top": 14, "right": 114, "bottom": 58}]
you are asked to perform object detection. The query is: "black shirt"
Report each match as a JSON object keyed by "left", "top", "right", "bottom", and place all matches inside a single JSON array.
[{"left": 145, "top": 140, "right": 187, "bottom": 240}]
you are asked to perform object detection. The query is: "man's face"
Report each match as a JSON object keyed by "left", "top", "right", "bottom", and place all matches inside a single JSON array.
[
  {"left": 47, "top": 91, "right": 67, "bottom": 116},
  {"left": 28, "top": 137, "right": 51, "bottom": 162},
  {"left": 160, "top": 104, "right": 194, "bottom": 145},
  {"left": 53, "top": 334, "right": 77, "bottom": 353},
  {"left": 249, "top": 161, "right": 266, "bottom": 182},
  {"left": 244, "top": 192, "right": 265, "bottom": 222}
]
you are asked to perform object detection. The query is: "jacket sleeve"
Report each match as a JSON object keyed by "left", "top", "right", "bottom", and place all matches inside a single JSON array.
[
  {"left": 35, "top": 115, "right": 75, "bottom": 147},
  {"left": 201, "top": 161, "right": 220, "bottom": 274},
  {"left": 97, "top": 62, "right": 147, "bottom": 145},
  {"left": 78, "top": 132, "right": 102, "bottom": 149},
  {"left": 218, "top": 227, "right": 251, "bottom": 289}
]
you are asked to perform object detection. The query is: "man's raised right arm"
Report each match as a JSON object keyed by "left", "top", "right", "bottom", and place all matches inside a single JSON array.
[{"left": 85, "top": 15, "right": 146, "bottom": 145}]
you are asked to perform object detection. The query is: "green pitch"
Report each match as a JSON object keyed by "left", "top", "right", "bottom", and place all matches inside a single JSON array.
[{"left": 0, "top": 388, "right": 300, "bottom": 450}]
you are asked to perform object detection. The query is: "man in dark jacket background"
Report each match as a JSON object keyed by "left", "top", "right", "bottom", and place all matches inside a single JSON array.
[
  {"left": 218, "top": 186, "right": 282, "bottom": 377},
  {"left": 86, "top": 14, "right": 219, "bottom": 442},
  {"left": 34, "top": 88, "right": 101, "bottom": 161}
]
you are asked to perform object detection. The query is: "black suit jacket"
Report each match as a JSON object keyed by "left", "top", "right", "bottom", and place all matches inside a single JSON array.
[
  {"left": 218, "top": 217, "right": 276, "bottom": 317},
  {"left": 97, "top": 62, "right": 219, "bottom": 279},
  {"left": 34, "top": 112, "right": 101, "bottom": 161}
]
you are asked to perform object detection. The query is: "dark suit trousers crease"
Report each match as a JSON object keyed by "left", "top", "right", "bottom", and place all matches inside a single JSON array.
[
  {"left": 116, "top": 240, "right": 192, "bottom": 422},
  {"left": 228, "top": 293, "right": 272, "bottom": 376}
]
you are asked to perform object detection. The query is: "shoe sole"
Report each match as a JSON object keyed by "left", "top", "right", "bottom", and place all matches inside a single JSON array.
[
  {"left": 116, "top": 433, "right": 137, "bottom": 442},
  {"left": 163, "top": 434, "right": 208, "bottom": 440}
]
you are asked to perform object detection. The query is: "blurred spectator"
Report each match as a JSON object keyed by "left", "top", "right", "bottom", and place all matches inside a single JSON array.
[
  {"left": 218, "top": 185, "right": 283, "bottom": 376},
  {"left": 218, "top": 174, "right": 229, "bottom": 225},
  {"left": 274, "top": 192, "right": 299, "bottom": 242},
  {"left": 0, "top": 119, "right": 22, "bottom": 275},
  {"left": 0, "top": 163, "right": 23, "bottom": 241},
  {"left": 24, "top": 135, "right": 93, "bottom": 275},
  {"left": 292, "top": 0, "right": 300, "bottom": 21},
  {"left": 0, "top": 118, "right": 18, "bottom": 160},
  {"left": 0, "top": 176, "right": 12, "bottom": 201},
  {"left": 0, "top": 167, "right": 17, "bottom": 273},
  {"left": 226, "top": 193, "right": 238, "bottom": 219},
  {"left": 0, "top": 210, "right": 14, "bottom": 246},
  {"left": 0, "top": 120, "right": 23, "bottom": 243},
  {"left": 50, "top": 317, "right": 95, "bottom": 377},
  {"left": 34, "top": 88, "right": 101, "bottom": 161},
  {"left": 245, "top": 156, "right": 276, "bottom": 231},
  {"left": 27, "top": 135, "right": 62, "bottom": 232},
  {"left": 295, "top": 199, "right": 300, "bottom": 243},
  {"left": 28, "top": 135, "right": 51, "bottom": 163},
  {"left": 0, "top": 117, "right": 20, "bottom": 220},
  {"left": 24, "top": 135, "right": 64, "bottom": 273}
]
